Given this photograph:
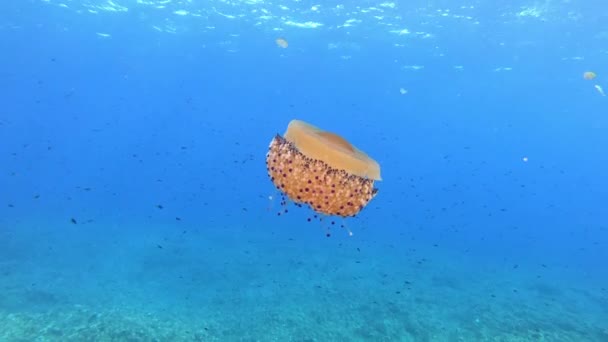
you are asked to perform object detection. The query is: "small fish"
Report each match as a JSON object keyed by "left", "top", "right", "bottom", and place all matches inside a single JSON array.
[
  {"left": 157, "top": 204, "right": 164, "bottom": 209},
  {"left": 70, "top": 218, "right": 77, "bottom": 224},
  {"left": 595, "top": 84, "right": 606, "bottom": 96}
]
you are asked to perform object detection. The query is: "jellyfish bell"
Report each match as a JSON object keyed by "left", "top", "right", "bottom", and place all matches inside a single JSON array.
[
  {"left": 282, "top": 120, "right": 381, "bottom": 182},
  {"left": 266, "top": 119, "right": 381, "bottom": 234}
]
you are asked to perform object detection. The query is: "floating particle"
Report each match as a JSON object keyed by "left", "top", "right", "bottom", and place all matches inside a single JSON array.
[
  {"left": 583, "top": 71, "right": 597, "bottom": 80},
  {"left": 594, "top": 84, "right": 606, "bottom": 96},
  {"left": 276, "top": 37, "right": 289, "bottom": 48}
]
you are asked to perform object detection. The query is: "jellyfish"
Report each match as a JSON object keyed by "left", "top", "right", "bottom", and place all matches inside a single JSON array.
[
  {"left": 266, "top": 120, "right": 381, "bottom": 226},
  {"left": 583, "top": 71, "right": 597, "bottom": 80},
  {"left": 275, "top": 37, "right": 289, "bottom": 48}
]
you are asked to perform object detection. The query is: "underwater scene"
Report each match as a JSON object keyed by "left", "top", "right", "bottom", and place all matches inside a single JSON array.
[{"left": 1, "top": 0, "right": 607, "bottom": 341}]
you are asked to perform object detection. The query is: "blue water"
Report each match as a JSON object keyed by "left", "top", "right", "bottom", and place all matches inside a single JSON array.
[{"left": 1, "top": 0, "right": 607, "bottom": 341}]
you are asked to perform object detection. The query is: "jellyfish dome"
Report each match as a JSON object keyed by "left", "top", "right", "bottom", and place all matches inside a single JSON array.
[{"left": 266, "top": 119, "right": 381, "bottom": 218}]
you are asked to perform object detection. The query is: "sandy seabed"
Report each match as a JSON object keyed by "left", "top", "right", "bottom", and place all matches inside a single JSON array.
[{"left": 1, "top": 221, "right": 606, "bottom": 342}]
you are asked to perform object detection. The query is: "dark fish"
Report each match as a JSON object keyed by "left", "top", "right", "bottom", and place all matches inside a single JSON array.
[{"left": 71, "top": 218, "right": 77, "bottom": 224}]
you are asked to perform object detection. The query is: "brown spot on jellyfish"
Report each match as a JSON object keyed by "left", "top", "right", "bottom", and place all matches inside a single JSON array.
[{"left": 266, "top": 119, "right": 381, "bottom": 218}]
